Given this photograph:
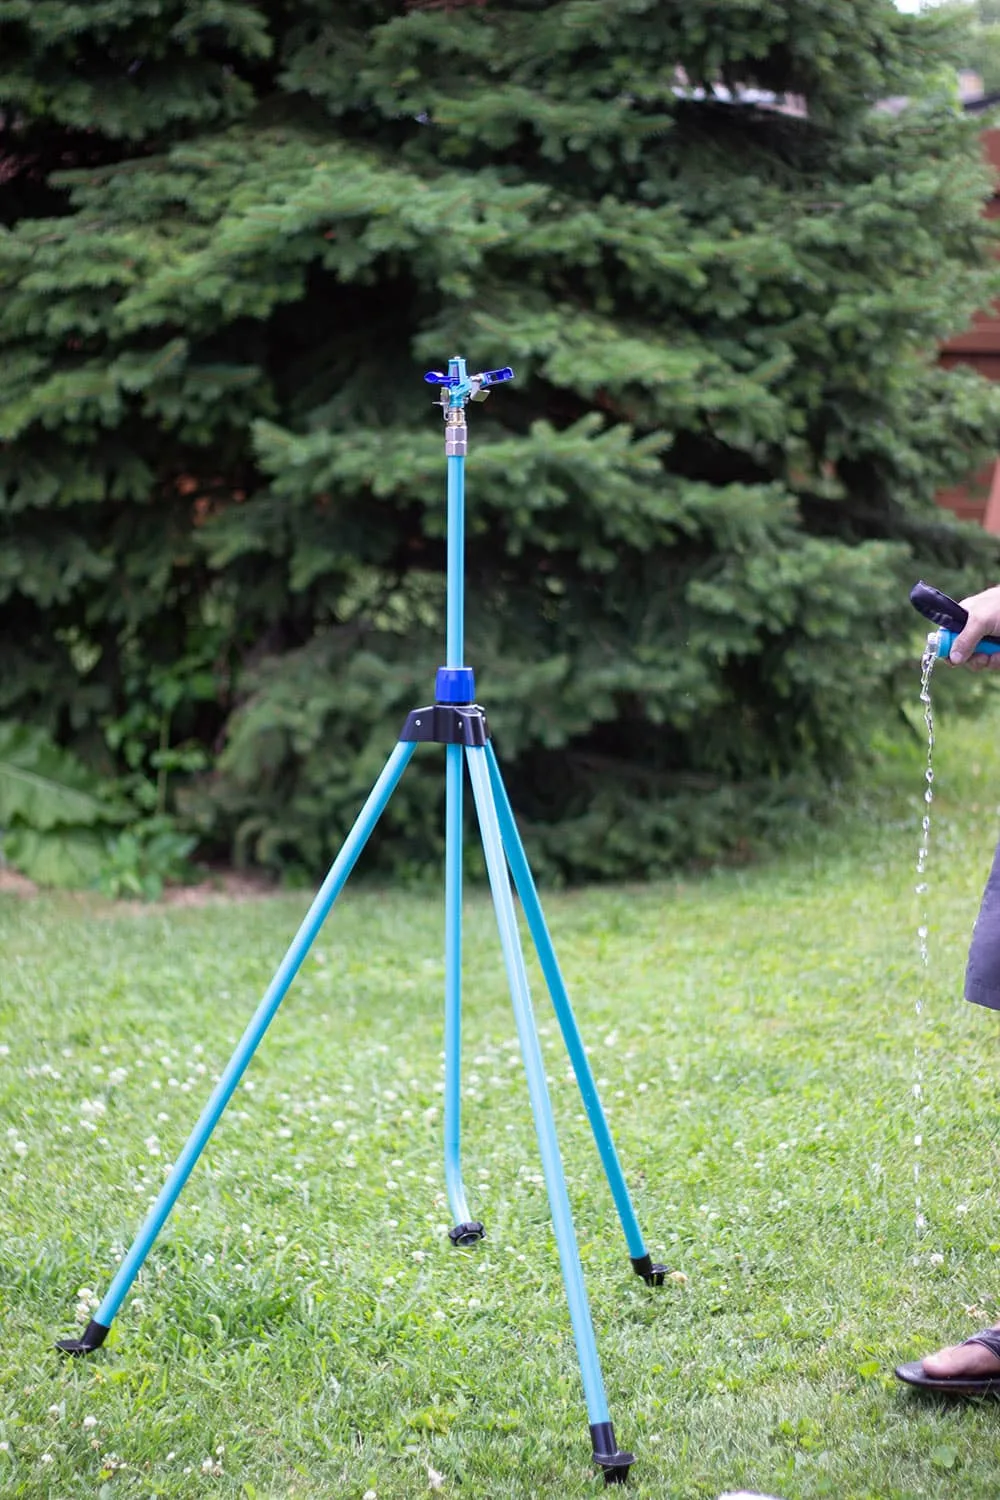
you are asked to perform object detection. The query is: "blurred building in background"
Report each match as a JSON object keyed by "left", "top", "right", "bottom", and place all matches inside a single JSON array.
[{"left": 937, "top": 79, "right": 1000, "bottom": 530}]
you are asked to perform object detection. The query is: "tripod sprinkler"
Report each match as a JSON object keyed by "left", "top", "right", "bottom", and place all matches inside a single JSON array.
[{"left": 54, "top": 354, "right": 660, "bottom": 1488}]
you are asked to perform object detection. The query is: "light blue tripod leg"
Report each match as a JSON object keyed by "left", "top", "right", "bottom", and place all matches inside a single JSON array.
[
  {"left": 485, "top": 743, "right": 664, "bottom": 1286},
  {"left": 444, "top": 741, "right": 479, "bottom": 1240},
  {"left": 465, "top": 745, "right": 633, "bottom": 1482},
  {"left": 57, "top": 740, "right": 417, "bottom": 1354}
]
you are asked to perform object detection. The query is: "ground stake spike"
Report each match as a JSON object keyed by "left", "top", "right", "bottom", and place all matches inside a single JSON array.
[{"left": 55, "top": 1319, "right": 109, "bottom": 1356}]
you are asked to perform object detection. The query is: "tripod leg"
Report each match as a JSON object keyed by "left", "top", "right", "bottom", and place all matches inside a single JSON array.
[
  {"left": 444, "top": 742, "right": 483, "bottom": 1246},
  {"left": 56, "top": 740, "right": 417, "bottom": 1356},
  {"left": 465, "top": 746, "right": 634, "bottom": 1485},
  {"left": 485, "top": 744, "right": 666, "bottom": 1288}
]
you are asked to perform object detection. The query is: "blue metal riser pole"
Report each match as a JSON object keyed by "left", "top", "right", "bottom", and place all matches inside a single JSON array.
[
  {"left": 485, "top": 744, "right": 648, "bottom": 1262},
  {"left": 92, "top": 741, "right": 417, "bottom": 1331},
  {"left": 464, "top": 745, "right": 611, "bottom": 1427},
  {"left": 444, "top": 741, "right": 472, "bottom": 1226},
  {"left": 446, "top": 451, "right": 464, "bottom": 667}
]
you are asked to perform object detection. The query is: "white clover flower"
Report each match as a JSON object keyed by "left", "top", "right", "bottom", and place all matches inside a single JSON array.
[
  {"left": 0, "top": 1045, "right": 10, "bottom": 1057},
  {"left": 82, "top": 1416, "right": 98, "bottom": 1430},
  {"left": 108, "top": 1068, "right": 128, "bottom": 1086},
  {"left": 203, "top": 1253, "right": 215, "bottom": 1267},
  {"left": 13, "top": 1140, "right": 27, "bottom": 1157},
  {"left": 40, "top": 1452, "right": 54, "bottom": 1464}
]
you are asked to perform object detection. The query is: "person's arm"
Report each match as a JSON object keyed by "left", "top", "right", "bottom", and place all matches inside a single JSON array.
[{"left": 950, "top": 586, "right": 1000, "bottom": 668}]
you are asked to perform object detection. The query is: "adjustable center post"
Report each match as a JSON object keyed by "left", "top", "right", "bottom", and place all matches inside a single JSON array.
[{"left": 423, "top": 357, "right": 513, "bottom": 705}]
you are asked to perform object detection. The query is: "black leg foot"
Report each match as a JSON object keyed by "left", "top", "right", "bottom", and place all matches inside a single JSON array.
[
  {"left": 55, "top": 1318, "right": 110, "bottom": 1356},
  {"left": 591, "top": 1421, "right": 634, "bottom": 1484},
  {"left": 448, "top": 1221, "right": 485, "bottom": 1247},
  {"left": 630, "top": 1253, "right": 667, "bottom": 1287}
]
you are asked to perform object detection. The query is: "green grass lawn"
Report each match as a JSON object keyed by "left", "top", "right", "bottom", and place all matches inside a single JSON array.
[{"left": 7, "top": 682, "right": 1000, "bottom": 1498}]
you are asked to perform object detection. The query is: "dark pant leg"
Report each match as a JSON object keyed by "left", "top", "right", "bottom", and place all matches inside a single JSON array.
[{"left": 966, "top": 840, "right": 1000, "bottom": 1011}]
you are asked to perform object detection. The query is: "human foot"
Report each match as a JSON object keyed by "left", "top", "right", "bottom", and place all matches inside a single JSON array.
[
  {"left": 896, "top": 1327, "right": 1000, "bottom": 1392},
  {"left": 922, "top": 1332, "right": 1000, "bottom": 1379}
]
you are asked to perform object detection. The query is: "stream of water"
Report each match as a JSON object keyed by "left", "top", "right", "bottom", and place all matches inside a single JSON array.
[{"left": 913, "top": 632, "right": 937, "bottom": 1241}]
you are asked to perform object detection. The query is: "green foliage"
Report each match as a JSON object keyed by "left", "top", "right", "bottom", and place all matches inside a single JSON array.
[
  {"left": 2, "top": 0, "right": 1000, "bottom": 883},
  {"left": 97, "top": 818, "right": 198, "bottom": 900},
  {"left": 0, "top": 720, "right": 114, "bottom": 885},
  {"left": 0, "top": 720, "right": 195, "bottom": 891}
]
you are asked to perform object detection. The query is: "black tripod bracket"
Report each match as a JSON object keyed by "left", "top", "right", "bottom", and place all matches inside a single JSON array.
[{"left": 399, "top": 704, "right": 490, "bottom": 747}]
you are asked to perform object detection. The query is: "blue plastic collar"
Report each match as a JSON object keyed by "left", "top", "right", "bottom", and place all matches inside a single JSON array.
[{"left": 436, "top": 667, "right": 476, "bottom": 704}]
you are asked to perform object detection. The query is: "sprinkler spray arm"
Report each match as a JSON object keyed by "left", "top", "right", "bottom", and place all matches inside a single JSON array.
[
  {"left": 424, "top": 357, "right": 514, "bottom": 459},
  {"left": 424, "top": 361, "right": 515, "bottom": 403},
  {"left": 910, "top": 580, "right": 1000, "bottom": 660}
]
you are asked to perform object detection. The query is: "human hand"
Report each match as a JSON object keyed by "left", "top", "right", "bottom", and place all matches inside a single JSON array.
[{"left": 949, "top": 585, "right": 1000, "bottom": 669}]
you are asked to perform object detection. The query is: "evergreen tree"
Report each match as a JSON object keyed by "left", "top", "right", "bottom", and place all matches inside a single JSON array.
[{"left": 1, "top": 0, "right": 999, "bottom": 883}]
